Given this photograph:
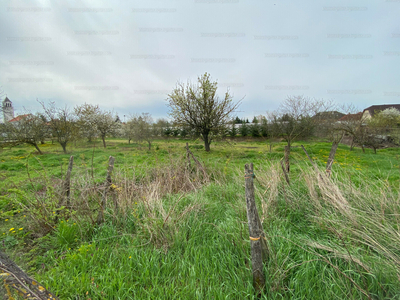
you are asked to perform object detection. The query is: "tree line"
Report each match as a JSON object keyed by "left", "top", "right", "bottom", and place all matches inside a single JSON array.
[{"left": 1, "top": 73, "right": 399, "bottom": 153}]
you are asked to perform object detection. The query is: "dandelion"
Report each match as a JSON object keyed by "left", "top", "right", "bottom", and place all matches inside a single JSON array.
[
  {"left": 19, "top": 228, "right": 23, "bottom": 231},
  {"left": 5, "top": 219, "right": 8, "bottom": 222},
  {"left": 129, "top": 256, "right": 132, "bottom": 259},
  {"left": 9, "top": 228, "right": 14, "bottom": 231}
]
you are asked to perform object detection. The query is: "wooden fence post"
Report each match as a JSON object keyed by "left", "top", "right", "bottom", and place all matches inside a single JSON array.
[
  {"left": 96, "top": 156, "right": 115, "bottom": 225},
  {"left": 326, "top": 141, "right": 339, "bottom": 176},
  {"left": 186, "top": 142, "right": 191, "bottom": 170},
  {"left": 56, "top": 156, "right": 73, "bottom": 222},
  {"left": 185, "top": 145, "right": 208, "bottom": 180},
  {"left": 280, "top": 159, "right": 290, "bottom": 185},
  {"left": 284, "top": 146, "right": 290, "bottom": 173},
  {"left": 64, "top": 156, "right": 74, "bottom": 209},
  {"left": 245, "top": 163, "right": 265, "bottom": 295}
]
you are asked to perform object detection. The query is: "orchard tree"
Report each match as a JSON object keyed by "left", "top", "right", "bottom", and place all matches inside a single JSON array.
[
  {"left": 167, "top": 73, "right": 241, "bottom": 151},
  {"left": 2, "top": 113, "right": 47, "bottom": 154},
  {"left": 123, "top": 120, "right": 136, "bottom": 144},
  {"left": 153, "top": 118, "right": 172, "bottom": 138},
  {"left": 95, "top": 110, "right": 120, "bottom": 148},
  {"left": 74, "top": 103, "right": 101, "bottom": 142},
  {"left": 268, "top": 96, "right": 332, "bottom": 148},
  {"left": 128, "top": 113, "right": 155, "bottom": 150},
  {"left": 74, "top": 103, "right": 120, "bottom": 148},
  {"left": 40, "top": 101, "right": 76, "bottom": 153}
]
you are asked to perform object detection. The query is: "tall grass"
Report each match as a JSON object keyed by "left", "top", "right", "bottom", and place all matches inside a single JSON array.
[
  {"left": 254, "top": 162, "right": 400, "bottom": 299},
  {"left": 1, "top": 142, "right": 400, "bottom": 299}
]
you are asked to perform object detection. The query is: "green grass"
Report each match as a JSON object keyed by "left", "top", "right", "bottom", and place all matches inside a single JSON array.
[{"left": 0, "top": 137, "right": 399, "bottom": 299}]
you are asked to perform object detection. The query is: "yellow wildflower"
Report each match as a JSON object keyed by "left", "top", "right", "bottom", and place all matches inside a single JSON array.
[{"left": 9, "top": 228, "right": 14, "bottom": 231}]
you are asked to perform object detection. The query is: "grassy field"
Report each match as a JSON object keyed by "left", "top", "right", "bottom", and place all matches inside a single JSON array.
[{"left": 0, "top": 138, "right": 399, "bottom": 299}]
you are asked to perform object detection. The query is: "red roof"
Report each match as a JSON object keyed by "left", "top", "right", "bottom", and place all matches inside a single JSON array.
[
  {"left": 338, "top": 112, "right": 363, "bottom": 122},
  {"left": 8, "top": 114, "right": 29, "bottom": 122}
]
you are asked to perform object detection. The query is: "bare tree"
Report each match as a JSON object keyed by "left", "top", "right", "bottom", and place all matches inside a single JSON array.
[
  {"left": 336, "top": 112, "right": 365, "bottom": 151},
  {"left": 40, "top": 101, "right": 76, "bottom": 153},
  {"left": 167, "top": 73, "right": 241, "bottom": 151},
  {"left": 268, "top": 96, "right": 332, "bottom": 148}
]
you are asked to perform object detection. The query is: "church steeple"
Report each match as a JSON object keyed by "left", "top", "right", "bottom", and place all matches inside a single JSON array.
[{"left": 3, "top": 97, "right": 15, "bottom": 122}]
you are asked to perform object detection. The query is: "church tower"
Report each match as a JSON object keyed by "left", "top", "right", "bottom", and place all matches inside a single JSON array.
[{"left": 2, "top": 97, "right": 15, "bottom": 122}]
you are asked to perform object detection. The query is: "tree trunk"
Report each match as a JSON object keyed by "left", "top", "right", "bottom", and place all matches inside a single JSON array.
[
  {"left": 32, "top": 143, "right": 43, "bottom": 155},
  {"left": 203, "top": 133, "right": 211, "bottom": 152},
  {"left": 148, "top": 140, "right": 151, "bottom": 150},
  {"left": 102, "top": 135, "right": 107, "bottom": 148},
  {"left": 61, "top": 142, "right": 67, "bottom": 154}
]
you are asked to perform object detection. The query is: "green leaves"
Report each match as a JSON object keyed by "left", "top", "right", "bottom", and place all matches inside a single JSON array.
[{"left": 167, "top": 73, "right": 241, "bottom": 151}]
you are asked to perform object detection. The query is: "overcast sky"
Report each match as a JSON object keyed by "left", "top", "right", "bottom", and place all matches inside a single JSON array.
[{"left": 1, "top": 0, "right": 399, "bottom": 121}]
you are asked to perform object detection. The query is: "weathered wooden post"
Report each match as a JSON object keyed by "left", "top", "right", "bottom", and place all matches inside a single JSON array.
[
  {"left": 186, "top": 142, "right": 191, "bottom": 170},
  {"left": 97, "top": 156, "right": 115, "bottom": 225},
  {"left": 326, "top": 141, "right": 339, "bottom": 176},
  {"left": 56, "top": 156, "right": 73, "bottom": 222},
  {"left": 284, "top": 146, "right": 290, "bottom": 173},
  {"left": 64, "top": 156, "right": 74, "bottom": 208},
  {"left": 245, "top": 163, "right": 265, "bottom": 295},
  {"left": 280, "top": 159, "right": 290, "bottom": 185}
]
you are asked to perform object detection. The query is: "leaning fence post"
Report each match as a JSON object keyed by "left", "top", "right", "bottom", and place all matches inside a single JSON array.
[
  {"left": 97, "top": 156, "right": 115, "bottom": 225},
  {"left": 326, "top": 141, "right": 339, "bottom": 176},
  {"left": 245, "top": 163, "right": 265, "bottom": 295},
  {"left": 280, "top": 159, "right": 290, "bottom": 185},
  {"left": 56, "top": 156, "right": 73, "bottom": 222},
  {"left": 186, "top": 142, "right": 191, "bottom": 170},
  {"left": 284, "top": 146, "right": 290, "bottom": 173},
  {"left": 64, "top": 156, "right": 74, "bottom": 209}
]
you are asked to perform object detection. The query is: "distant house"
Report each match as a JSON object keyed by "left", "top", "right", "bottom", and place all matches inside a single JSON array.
[
  {"left": 337, "top": 112, "right": 363, "bottom": 122},
  {"left": 362, "top": 104, "right": 400, "bottom": 119},
  {"left": 313, "top": 111, "right": 345, "bottom": 122},
  {"left": 8, "top": 114, "right": 29, "bottom": 124}
]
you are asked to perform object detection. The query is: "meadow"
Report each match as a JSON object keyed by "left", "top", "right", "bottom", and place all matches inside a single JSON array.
[{"left": 0, "top": 137, "right": 399, "bottom": 299}]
